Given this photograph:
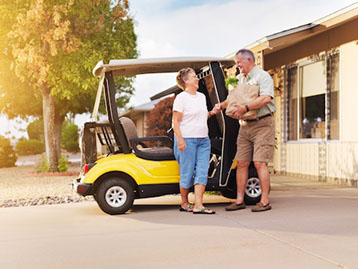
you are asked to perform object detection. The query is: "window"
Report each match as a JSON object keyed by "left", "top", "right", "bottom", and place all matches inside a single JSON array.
[
  {"left": 300, "top": 60, "right": 326, "bottom": 139},
  {"left": 286, "top": 53, "right": 340, "bottom": 141}
]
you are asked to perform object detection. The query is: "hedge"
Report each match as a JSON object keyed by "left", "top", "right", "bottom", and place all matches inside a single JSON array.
[
  {"left": 0, "top": 136, "right": 17, "bottom": 168},
  {"left": 16, "top": 139, "right": 45, "bottom": 155}
]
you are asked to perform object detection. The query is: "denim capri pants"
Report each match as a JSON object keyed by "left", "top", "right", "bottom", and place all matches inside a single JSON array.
[{"left": 174, "top": 136, "right": 211, "bottom": 189}]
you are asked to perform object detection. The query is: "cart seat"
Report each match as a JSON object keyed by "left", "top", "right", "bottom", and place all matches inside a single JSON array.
[
  {"left": 119, "top": 117, "right": 175, "bottom": 161},
  {"left": 140, "top": 147, "right": 174, "bottom": 155}
]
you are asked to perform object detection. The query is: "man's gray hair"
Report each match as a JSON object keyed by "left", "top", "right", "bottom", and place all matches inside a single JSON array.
[{"left": 235, "top": 49, "right": 255, "bottom": 62}]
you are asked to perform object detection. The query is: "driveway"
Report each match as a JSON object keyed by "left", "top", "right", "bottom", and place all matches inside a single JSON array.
[{"left": 0, "top": 175, "right": 357, "bottom": 269}]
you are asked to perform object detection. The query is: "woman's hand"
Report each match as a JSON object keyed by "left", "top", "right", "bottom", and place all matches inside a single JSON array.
[
  {"left": 172, "top": 111, "right": 185, "bottom": 151},
  {"left": 178, "top": 138, "right": 186, "bottom": 152},
  {"left": 208, "top": 103, "right": 222, "bottom": 118},
  {"left": 213, "top": 103, "right": 222, "bottom": 113}
]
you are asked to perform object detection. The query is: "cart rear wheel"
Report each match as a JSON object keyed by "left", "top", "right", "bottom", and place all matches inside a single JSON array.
[
  {"left": 244, "top": 176, "right": 261, "bottom": 205},
  {"left": 220, "top": 165, "right": 262, "bottom": 205},
  {"left": 96, "top": 177, "right": 135, "bottom": 215}
]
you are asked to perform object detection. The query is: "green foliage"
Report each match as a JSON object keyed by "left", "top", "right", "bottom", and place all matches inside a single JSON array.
[
  {"left": 0, "top": 0, "right": 137, "bottom": 119},
  {"left": 16, "top": 139, "right": 45, "bottom": 156},
  {"left": 146, "top": 97, "right": 175, "bottom": 137},
  {"left": 35, "top": 155, "right": 50, "bottom": 173},
  {"left": 27, "top": 118, "right": 44, "bottom": 142},
  {"left": 61, "top": 121, "right": 79, "bottom": 152},
  {"left": 57, "top": 155, "right": 69, "bottom": 172},
  {"left": 0, "top": 0, "right": 138, "bottom": 170},
  {"left": 225, "top": 77, "right": 239, "bottom": 89},
  {"left": 64, "top": 141, "right": 79, "bottom": 153},
  {"left": 35, "top": 154, "right": 68, "bottom": 173},
  {"left": 0, "top": 0, "right": 43, "bottom": 119},
  {"left": 0, "top": 135, "right": 17, "bottom": 168}
]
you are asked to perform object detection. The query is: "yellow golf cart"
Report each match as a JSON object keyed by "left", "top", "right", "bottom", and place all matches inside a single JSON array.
[{"left": 72, "top": 57, "right": 261, "bottom": 215}]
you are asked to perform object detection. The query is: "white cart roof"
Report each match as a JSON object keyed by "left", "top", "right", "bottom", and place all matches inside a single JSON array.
[{"left": 93, "top": 57, "right": 235, "bottom": 77}]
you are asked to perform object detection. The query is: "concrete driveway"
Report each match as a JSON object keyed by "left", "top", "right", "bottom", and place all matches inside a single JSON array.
[{"left": 0, "top": 175, "right": 357, "bottom": 269}]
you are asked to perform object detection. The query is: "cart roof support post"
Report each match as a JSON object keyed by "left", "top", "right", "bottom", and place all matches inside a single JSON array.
[{"left": 104, "top": 71, "right": 131, "bottom": 154}]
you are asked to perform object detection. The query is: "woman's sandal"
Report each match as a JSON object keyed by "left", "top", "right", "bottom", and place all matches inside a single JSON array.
[
  {"left": 179, "top": 204, "right": 194, "bottom": 212},
  {"left": 193, "top": 207, "right": 215, "bottom": 214}
]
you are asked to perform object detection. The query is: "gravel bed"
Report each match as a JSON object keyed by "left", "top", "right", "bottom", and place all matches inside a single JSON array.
[
  {"left": 0, "top": 163, "right": 95, "bottom": 208},
  {"left": 0, "top": 196, "right": 94, "bottom": 208}
]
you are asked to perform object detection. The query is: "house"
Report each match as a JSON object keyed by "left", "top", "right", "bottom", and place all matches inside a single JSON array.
[
  {"left": 119, "top": 99, "right": 160, "bottom": 137},
  {"left": 229, "top": 3, "right": 358, "bottom": 186},
  {"left": 145, "top": 3, "right": 358, "bottom": 187}
]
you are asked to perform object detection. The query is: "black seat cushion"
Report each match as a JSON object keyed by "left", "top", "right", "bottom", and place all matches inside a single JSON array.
[{"left": 130, "top": 137, "right": 175, "bottom": 161}]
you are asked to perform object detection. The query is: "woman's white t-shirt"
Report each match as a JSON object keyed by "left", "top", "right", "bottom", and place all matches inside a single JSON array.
[{"left": 172, "top": 91, "right": 208, "bottom": 138}]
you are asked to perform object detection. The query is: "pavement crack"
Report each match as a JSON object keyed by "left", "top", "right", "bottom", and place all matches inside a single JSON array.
[{"left": 216, "top": 213, "right": 351, "bottom": 269}]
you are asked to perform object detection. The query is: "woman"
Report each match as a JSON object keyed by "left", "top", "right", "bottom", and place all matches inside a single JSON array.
[{"left": 172, "top": 67, "right": 219, "bottom": 214}]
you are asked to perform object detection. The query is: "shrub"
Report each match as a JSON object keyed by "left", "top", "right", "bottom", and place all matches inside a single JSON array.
[
  {"left": 64, "top": 140, "right": 79, "bottom": 152},
  {"left": 146, "top": 96, "right": 175, "bottom": 137},
  {"left": 16, "top": 139, "right": 45, "bottom": 155},
  {"left": 0, "top": 136, "right": 17, "bottom": 168},
  {"left": 35, "top": 155, "right": 49, "bottom": 173},
  {"left": 35, "top": 154, "right": 68, "bottom": 173},
  {"left": 27, "top": 118, "right": 44, "bottom": 142},
  {"left": 62, "top": 122, "right": 79, "bottom": 152},
  {"left": 57, "top": 155, "right": 69, "bottom": 172}
]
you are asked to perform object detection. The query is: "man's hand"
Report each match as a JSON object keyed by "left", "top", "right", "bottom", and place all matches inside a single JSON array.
[
  {"left": 233, "top": 104, "right": 246, "bottom": 119},
  {"left": 178, "top": 138, "right": 186, "bottom": 152}
]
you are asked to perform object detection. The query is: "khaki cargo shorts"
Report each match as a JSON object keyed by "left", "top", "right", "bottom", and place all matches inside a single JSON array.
[{"left": 235, "top": 115, "right": 275, "bottom": 163}]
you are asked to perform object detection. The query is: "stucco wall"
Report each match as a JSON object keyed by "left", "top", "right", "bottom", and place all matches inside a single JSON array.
[
  {"left": 327, "top": 142, "right": 358, "bottom": 185},
  {"left": 134, "top": 116, "right": 144, "bottom": 137},
  {"left": 340, "top": 41, "right": 358, "bottom": 142}
]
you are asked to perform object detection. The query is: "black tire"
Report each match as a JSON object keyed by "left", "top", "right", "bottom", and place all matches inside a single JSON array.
[
  {"left": 95, "top": 177, "right": 135, "bottom": 215},
  {"left": 244, "top": 165, "right": 261, "bottom": 205},
  {"left": 220, "top": 164, "right": 262, "bottom": 205}
]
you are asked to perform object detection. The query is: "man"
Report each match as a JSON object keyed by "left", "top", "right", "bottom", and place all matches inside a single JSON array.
[{"left": 214, "top": 49, "right": 277, "bottom": 212}]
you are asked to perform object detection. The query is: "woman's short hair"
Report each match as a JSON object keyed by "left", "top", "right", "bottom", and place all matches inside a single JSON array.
[
  {"left": 236, "top": 49, "right": 255, "bottom": 62},
  {"left": 176, "top": 67, "right": 194, "bottom": 90}
]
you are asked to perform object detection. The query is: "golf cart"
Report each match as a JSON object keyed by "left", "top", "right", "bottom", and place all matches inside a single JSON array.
[{"left": 73, "top": 57, "right": 261, "bottom": 215}]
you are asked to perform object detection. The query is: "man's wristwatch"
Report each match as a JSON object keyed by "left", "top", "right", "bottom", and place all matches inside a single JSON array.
[{"left": 245, "top": 104, "right": 250, "bottom": 112}]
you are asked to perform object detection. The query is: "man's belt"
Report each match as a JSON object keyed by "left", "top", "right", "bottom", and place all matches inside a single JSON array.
[{"left": 244, "top": 113, "right": 273, "bottom": 122}]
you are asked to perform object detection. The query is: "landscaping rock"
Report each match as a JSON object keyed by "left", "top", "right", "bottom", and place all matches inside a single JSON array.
[
  {"left": 0, "top": 163, "right": 95, "bottom": 208},
  {"left": 0, "top": 196, "right": 94, "bottom": 208}
]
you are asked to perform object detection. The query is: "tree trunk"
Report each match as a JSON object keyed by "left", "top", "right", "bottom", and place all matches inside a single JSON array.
[{"left": 43, "top": 91, "right": 63, "bottom": 171}]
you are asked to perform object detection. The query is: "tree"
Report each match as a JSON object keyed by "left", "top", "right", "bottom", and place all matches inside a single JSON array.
[
  {"left": 0, "top": 0, "right": 137, "bottom": 170},
  {"left": 146, "top": 97, "right": 175, "bottom": 137}
]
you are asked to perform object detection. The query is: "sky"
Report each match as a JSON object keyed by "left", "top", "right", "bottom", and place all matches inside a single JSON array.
[
  {"left": 1, "top": 0, "right": 357, "bottom": 140},
  {"left": 128, "top": 0, "right": 358, "bottom": 106}
]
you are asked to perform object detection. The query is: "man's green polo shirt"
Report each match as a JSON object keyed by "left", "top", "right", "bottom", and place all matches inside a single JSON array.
[{"left": 237, "top": 66, "right": 277, "bottom": 117}]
